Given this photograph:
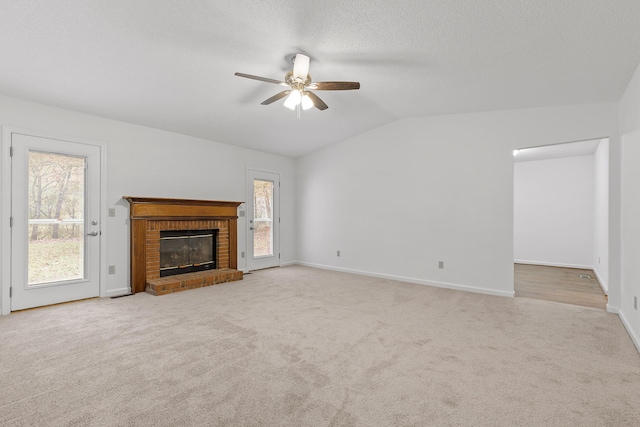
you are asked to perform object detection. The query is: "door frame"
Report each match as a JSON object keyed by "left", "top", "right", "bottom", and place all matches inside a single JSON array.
[
  {"left": 0, "top": 126, "right": 108, "bottom": 315},
  {"left": 512, "top": 137, "right": 610, "bottom": 306},
  {"left": 246, "top": 167, "right": 280, "bottom": 271}
]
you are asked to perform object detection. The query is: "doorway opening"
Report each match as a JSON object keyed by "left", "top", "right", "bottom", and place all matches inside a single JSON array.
[{"left": 513, "top": 138, "right": 609, "bottom": 309}]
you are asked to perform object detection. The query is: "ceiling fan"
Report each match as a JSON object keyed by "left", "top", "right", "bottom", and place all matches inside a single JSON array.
[{"left": 234, "top": 53, "right": 360, "bottom": 112}]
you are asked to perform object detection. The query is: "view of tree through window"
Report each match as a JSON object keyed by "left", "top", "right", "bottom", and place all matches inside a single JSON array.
[
  {"left": 253, "top": 179, "right": 273, "bottom": 257},
  {"left": 28, "top": 151, "right": 85, "bottom": 284}
]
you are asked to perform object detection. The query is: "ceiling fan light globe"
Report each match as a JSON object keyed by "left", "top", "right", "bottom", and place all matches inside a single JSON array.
[
  {"left": 284, "top": 90, "right": 301, "bottom": 110},
  {"left": 283, "top": 98, "right": 297, "bottom": 110},
  {"left": 301, "top": 94, "right": 314, "bottom": 110}
]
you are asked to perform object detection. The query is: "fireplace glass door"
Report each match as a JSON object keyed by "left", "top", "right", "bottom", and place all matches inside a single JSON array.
[{"left": 160, "top": 229, "right": 216, "bottom": 277}]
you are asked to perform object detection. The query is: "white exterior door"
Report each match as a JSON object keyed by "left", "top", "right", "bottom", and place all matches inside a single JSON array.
[
  {"left": 10, "top": 133, "right": 101, "bottom": 311},
  {"left": 247, "top": 169, "right": 280, "bottom": 271}
]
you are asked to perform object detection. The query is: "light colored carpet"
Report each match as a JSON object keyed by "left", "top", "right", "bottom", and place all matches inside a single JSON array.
[{"left": 1, "top": 265, "right": 639, "bottom": 426}]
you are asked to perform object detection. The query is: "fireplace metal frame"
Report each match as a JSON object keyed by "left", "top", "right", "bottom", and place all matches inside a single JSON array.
[{"left": 159, "top": 229, "right": 218, "bottom": 277}]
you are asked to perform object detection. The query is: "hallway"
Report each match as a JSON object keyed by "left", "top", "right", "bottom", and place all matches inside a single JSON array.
[{"left": 514, "top": 263, "right": 607, "bottom": 309}]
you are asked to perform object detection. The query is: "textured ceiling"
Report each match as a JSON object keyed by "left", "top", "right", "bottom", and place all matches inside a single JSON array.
[{"left": 0, "top": 1, "right": 639, "bottom": 158}]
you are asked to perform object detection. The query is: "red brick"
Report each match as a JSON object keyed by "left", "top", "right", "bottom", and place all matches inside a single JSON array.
[{"left": 186, "top": 278, "right": 202, "bottom": 287}]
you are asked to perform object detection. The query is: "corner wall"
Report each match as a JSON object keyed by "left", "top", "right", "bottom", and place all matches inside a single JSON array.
[
  {"left": 619, "top": 61, "right": 640, "bottom": 351},
  {"left": 0, "top": 95, "right": 295, "bottom": 314},
  {"left": 295, "top": 103, "right": 618, "bottom": 297}
]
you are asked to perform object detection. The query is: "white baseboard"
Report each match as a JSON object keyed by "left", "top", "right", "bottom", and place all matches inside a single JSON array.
[
  {"left": 592, "top": 268, "right": 608, "bottom": 295},
  {"left": 294, "top": 262, "right": 514, "bottom": 298},
  {"left": 514, "top": 259, "right": 593, "bottom": 270},
  {"left": 106, "top": 287, "right": 131, "bottom": 298},
  {"left": 608, "top": 306, "right": 640, "bottom": 354},
  {"left": 244, "top": 262, "right": 293, "bottom": 273}
]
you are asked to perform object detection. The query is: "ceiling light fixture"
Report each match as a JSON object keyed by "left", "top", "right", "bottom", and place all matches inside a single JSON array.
[
  {"left": 283, "top": 88, "right": 314, "bottom": 119},
  {"left": 301, "top": 93, "right": 314, "bottom": 110},
  {"left": 235, "top": 53, "right": 360, "bottom": 115},
  {"left": 283, "top": 90, "right": 301, "bottom": 110}
]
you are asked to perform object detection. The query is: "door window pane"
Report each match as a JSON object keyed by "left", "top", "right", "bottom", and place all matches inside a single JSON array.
[
  {"left": 28, "top": 151, "right": 85, "bottom": 285},
  {"left": 253, "top": 179, "right": 273, "bottom": 257}
]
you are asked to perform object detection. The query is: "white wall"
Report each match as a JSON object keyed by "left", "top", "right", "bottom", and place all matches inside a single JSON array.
[
  {"left": 0, "top": 94, "right": 295, "bottom": 314},
  {"left": 593, "top": 139, "right": 609, "bottom": 292},
  {"left": 296, "top": 103, "right": 618, "bottom": 298},
  {"left": 514, "top": 155, "right": 594, "bottom": 268},
  {"left": 619, "top": 61, "right": 640, "bottom": 351}
]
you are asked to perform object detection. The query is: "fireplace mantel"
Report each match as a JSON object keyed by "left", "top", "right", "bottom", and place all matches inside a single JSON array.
[
  {"left": 124, "top": 197, "right": 243, "bottom": 293},
  {"left": 125, "top": 197, "right": 242, "bottom": 219}
]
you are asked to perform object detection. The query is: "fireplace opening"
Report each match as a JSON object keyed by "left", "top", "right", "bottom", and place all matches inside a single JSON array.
[{"left": 160, "top": 229, "right": 217, "bottom": 277}]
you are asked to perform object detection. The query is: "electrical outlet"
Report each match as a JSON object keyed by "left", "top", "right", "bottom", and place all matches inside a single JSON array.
[
  {"left": 635, "top": 296, "right": 637, "bottom": 310},
  {"left": 108, "top": 265, "right": 116, "bottom": 275},
  {"left": 109, "top": 208, "right": 116, "bottom": 217},
  {"left": 337, "top": 250, "right": 341, "bottom": 257},
  {"left": 438, "top": 261, "right": 444, "bottom": 269},
  {"left": 241, "top": 251, "right": 245, "bottom": 258}
]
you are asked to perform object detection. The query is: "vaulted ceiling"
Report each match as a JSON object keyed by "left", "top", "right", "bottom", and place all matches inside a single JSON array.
[{"left": 1, "top": 1, "right": 639, "bottom": 158}]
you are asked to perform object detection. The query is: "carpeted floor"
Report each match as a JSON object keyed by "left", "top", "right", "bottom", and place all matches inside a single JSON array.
[{"left": 1, "top": 265, "right": 639, "bottom": 426}]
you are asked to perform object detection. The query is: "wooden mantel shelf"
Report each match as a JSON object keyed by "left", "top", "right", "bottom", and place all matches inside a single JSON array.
[
  {"left": 124, "top": 197, "right": 242, "bottom": 220},
  {"left": 124, "top": 197, "right": 243, "bottom": 293}
]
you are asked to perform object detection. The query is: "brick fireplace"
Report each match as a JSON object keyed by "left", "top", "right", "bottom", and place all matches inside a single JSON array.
[{"left": 124, "top": 197, "right": 243, "bottom": 295}]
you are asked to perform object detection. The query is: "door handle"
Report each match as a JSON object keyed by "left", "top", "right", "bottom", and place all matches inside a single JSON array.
[
  {"left": 249, "top": 227, "right": 255, "bottom": 231},
  {"left": 87, "top": 231, "right": 99, "bottom": 236}
]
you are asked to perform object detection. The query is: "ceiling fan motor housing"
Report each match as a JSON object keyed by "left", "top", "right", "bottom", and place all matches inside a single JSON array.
[{"left": 285, "top": 71, "right": 311, "bottom": 88}]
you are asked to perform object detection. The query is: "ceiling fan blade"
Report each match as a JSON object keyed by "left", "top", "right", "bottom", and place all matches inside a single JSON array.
[
  {"left": 306, "top": 91, "right": 328, "bottom": 111},
  {"left": 309, "top": 81, "right": 360, "bottom": 90},
  {"left": 261, "top": 90, "right": 291, "bottom": 105},
  {"left": 292, "top": 54, "right": 310, "bottom": 80},
  {"left": 234, "top": 72, "right": 288, "bottom": 86}
]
